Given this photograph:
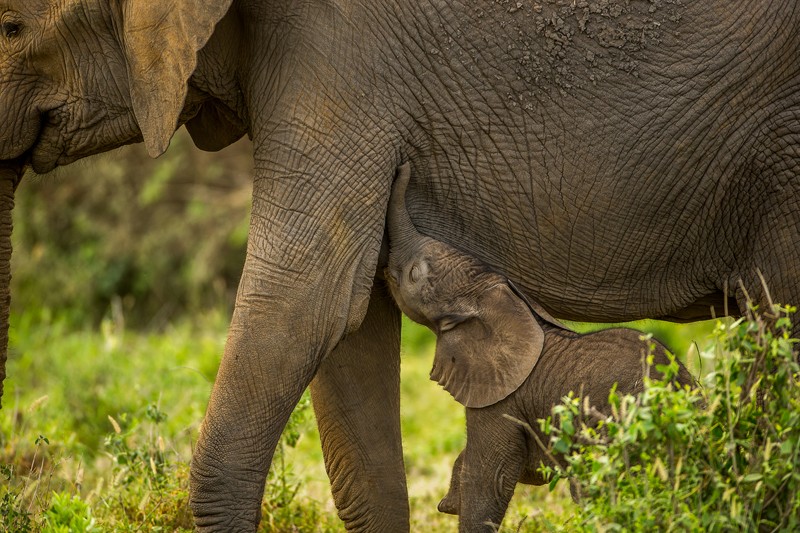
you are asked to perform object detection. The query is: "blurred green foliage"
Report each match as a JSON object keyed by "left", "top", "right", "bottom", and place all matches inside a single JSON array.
[{"left": 12, "top": 130, "right": 253, "bottom": 327}]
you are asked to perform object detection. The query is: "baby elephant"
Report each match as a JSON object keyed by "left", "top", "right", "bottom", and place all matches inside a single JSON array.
[
  {"left": 384, "top": 163, "right": 694, "bottom": 532},
  {"left": 435, "top": 328, "right": 694, "bottom": 531}
]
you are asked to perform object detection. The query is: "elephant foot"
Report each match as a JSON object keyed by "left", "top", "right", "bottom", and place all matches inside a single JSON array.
[{"left": 438, "top": 494, "right": 459, "bottom": 515}]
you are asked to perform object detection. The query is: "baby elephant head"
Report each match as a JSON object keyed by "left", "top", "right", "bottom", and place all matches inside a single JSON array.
[{"left": 385, "top": 163, "right": 559, "bottom": 408}]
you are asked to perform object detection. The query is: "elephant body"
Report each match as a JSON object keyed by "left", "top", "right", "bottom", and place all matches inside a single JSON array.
[
  {"left": 375, "top": 0, "right": 796, "bottom": 325},
  {"left": 0, "top": 0, "right": 798, "bottom": 530}
]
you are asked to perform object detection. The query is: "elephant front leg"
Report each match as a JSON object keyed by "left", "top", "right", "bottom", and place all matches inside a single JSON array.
[
  {"left": 311, "top": 279, "right": 408, "bottom": 531},
  {"left": 458, "top": 411, "right": 525, "bottom": 533},
  {"left": 190, "top": 295, "right": 317, "bottom": 530},
  {"left": 189, "top": 154, "right": 396, "bottom": 530}
]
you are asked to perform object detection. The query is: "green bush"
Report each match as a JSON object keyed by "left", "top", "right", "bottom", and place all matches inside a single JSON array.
[{"left": 541, "top": 303, "right": 800, "bottom": 531}]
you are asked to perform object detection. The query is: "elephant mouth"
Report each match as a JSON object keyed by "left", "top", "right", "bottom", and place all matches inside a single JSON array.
[
  {"left": 24, "top": 128, "right": 121, "bottom": 175},
  {"left": 27, "top": 111, "right": 72, "bottom": 174},
  {"left": 0, "top": 111, "right": 50, "bottom": 175},
  {"left": 27, "top": 109, "right": 144, "bottom": 175},
  {"left": 1, "top": 99, "right": 82, "bottom": 173}
]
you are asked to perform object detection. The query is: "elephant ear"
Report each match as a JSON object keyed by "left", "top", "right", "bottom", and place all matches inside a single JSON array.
[
  {"left": 122, "top": 0, "right": 234, "bottom": 157},
  {"left": 430, "top": 283, "right": 545, "bottom": 408}
]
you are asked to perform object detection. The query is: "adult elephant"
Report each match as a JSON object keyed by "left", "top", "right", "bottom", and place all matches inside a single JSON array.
[{"left": 1, "top": 0, "right": 798, "bottom": 530}]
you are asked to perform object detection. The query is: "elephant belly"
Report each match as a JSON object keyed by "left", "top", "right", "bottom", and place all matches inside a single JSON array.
[{"left": 392, "top": 0, "right": 794, "bottom": 321}]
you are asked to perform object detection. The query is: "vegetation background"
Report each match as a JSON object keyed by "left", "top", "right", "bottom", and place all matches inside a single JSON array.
[{"left": 2, "top": 133, "right": 719, "bottom": 531}]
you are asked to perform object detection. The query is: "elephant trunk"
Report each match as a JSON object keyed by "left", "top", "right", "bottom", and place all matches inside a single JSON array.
[
  {"left": 387, "top": 163, "right": 425, "bottom": 259},
  {"left": 0, "top": 164, "right": 20, "bottom": 408}
]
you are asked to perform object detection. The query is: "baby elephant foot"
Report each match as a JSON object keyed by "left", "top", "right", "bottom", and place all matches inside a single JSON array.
[
  {"left": 438, "top": 494, "right": 459, "bottom": 515},
  {"left": 438, "top": 450, "right": 464, "bottom": 515}
]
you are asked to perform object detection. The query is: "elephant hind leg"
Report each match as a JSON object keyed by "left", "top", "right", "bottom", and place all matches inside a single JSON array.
[
  {"left": 310, "top": 279, "right": 409, "bottom": 532},
  {"left": 728, "top": 189, "right": 800, "bottom": 337},
  {"left": 721, "top": 120, "right": 800, "bottom": 334}
]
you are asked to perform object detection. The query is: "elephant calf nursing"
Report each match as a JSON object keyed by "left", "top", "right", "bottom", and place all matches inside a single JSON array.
[{"left": 385, "top": 163, "right": 694, "bottom": 531}]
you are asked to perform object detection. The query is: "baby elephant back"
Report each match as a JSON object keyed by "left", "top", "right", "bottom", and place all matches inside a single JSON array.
[{"left": 534, "top": 327, "right": 694, "bottom": 417}]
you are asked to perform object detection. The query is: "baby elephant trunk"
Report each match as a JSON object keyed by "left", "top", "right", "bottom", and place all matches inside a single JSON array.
[
  {"left": 387, "top": 163, "right": 425, "bottom": 260},
  {"left": 0, "top": 164, "right": 21, "bottom": 408}
]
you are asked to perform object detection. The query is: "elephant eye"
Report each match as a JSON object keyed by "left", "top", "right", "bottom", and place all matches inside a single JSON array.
[
  {"left": 409, "top": 264, "right": 420, "bottom": 283},
  {"left": 2, "top": 21, "right": 21, "bottom": 38},
  {"left": 438, "top": 315, "right": 467, "bottom": 333}
]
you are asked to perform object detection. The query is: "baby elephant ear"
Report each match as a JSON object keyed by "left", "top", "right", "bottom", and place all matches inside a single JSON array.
[{"left": 430, "top": 283, "right": 545, "bottom": 408}]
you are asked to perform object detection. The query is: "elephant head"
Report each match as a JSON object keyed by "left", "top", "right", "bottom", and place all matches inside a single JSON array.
[
  {"left": 0, "top": 0, "right": 242, "bottom": 406},
  {"left": 385, "top": 163, "right": 565, "bottom": 408},
  {"left": 0, "top": 0, "right": 241, "bottom": 168}
]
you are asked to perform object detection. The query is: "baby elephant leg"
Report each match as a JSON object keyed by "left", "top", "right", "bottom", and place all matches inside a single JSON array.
[
  {"left": 438, "top": 450, "right": 464, "bottom": 515},
  {"left": 457, "top": 411, "right": 526, "bottom": 532}
]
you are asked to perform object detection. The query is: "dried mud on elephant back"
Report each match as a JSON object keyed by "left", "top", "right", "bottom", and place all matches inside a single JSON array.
[{"left": 0, "top": 162, "right": 22, "bottom": 407}]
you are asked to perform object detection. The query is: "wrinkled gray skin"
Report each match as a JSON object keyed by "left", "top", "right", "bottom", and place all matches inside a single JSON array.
[
  {"left": 0, "top": 1, "right": 798, "bottom": 531},
  {"left": 386, "top": 162, "right": 694, "bottom": 531},
  {"left": 437, "top": 328, "right": 693, "bottom": 532}
]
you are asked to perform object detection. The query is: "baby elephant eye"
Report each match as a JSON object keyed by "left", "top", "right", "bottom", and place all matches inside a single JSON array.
[
  {"left": 409, "top": 264, "right": 420, "bottom": 283},
  {"left": 438, "top": 320, "right": 457, "bottom": 333},
  {"left": 2, "top": 21, "right": 21, "bottom": 38},
  {"left": 438, "top": 315, "right": 467, "bottom": 333}
]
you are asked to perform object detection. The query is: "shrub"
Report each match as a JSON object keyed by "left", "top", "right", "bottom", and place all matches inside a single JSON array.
[{"left": 541, "top": 302, "right": 800, "bottom": 531}]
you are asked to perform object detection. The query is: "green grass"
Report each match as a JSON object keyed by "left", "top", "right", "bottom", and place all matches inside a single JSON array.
[
  {"left": 2, "top": 309, "right": 223, "bottom": 531},
  {"left": 1, "top": 309, "right": 716, "bottom": 531}
]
